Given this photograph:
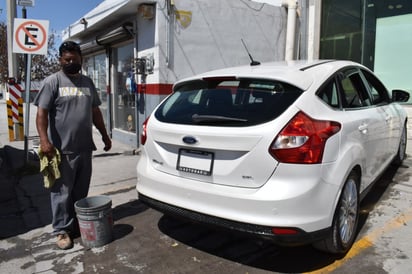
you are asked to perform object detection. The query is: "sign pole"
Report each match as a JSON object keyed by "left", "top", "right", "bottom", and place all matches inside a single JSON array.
[
  {"left": 22, "top": 5, "right": 31, "bottom": 164},
  {"left": 24, "top": 53, "right": 32, "bottom": 163}
]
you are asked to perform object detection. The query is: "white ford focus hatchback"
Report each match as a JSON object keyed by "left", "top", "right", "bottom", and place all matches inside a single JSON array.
[{"left": 136, "top": 60, "right": 409, "bottom": 254}]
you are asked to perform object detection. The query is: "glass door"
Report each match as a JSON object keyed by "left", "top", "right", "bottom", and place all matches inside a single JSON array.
[{"left": 374, "top": 14, "right": 412, "bottom": 95}]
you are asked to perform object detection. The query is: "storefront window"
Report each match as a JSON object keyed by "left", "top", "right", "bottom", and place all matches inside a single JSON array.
[
  {"left": 113, "top": 43, "right": 136, "bottom": 132},
  {"left": 84, "top": 53, "right": 108, "bottom": 125},
  {"left": 320, "top": 0, "right": 412, "bottom": 101},
  {"left": 319, "top": 0, "right": 362, "bottom": 63}
]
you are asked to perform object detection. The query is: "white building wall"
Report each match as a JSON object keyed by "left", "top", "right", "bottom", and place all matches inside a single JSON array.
[{"left": 157, "top": 0, "right": 287, "bottom": 83}]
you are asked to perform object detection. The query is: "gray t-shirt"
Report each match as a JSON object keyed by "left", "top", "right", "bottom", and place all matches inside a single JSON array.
[{"left": 34, "top": 70, "right": 102, "bottom": 154}]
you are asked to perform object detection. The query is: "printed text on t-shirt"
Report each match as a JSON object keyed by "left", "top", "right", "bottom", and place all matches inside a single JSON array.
[{"left": 59, "top": 87, "right": 91, "bottom": 97}]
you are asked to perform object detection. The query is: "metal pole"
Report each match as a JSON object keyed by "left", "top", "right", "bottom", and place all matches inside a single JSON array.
[
  {"left": 24, "top": 54, "right": 32, "bottom": 163},
  {"left": 105, "top": 48, "right": 112, "bottom": 136},
  {"left": 134, "top": 17, "right": 142, "bottom": 148},
  {"left": 22, "top": 6, "right": 32, "bottom": 164},
  {"left": 6, "top": 0, "right": 18, "bottom": 87}
]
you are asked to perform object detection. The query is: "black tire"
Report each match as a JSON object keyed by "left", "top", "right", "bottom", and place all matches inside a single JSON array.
[
  {"left": 392, "top": 123, "right": 407, "bottom": 166},
  {"left": 313, "top": 171, "right": 360, "bottom": 254}
]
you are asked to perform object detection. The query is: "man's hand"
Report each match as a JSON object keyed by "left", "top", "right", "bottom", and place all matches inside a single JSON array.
[
  {"left": 40, "top": 140, "right": 56, "bottom": 160},
  {"left": 102, "top": 135, "right": 112, "bottom": 151}
]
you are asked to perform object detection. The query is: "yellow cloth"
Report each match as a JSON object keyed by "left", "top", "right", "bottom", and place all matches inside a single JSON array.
[{"left": 39, "top": 148, "right": 61, "bottom": 189}]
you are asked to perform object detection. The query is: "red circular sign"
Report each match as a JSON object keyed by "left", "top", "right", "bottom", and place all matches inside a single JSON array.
[{"left": 15, "top": 20, "right": 47, "bottom": 52}]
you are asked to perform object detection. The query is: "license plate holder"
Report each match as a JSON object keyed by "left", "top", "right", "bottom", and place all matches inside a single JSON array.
[{"left": 177, "top": 149, "right": 214, "bottom": 176}]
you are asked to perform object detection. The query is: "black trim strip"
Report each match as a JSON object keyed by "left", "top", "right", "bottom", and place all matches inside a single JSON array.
[
  {"left": 138, "top": 193, "right": 331, "bottom": 246},
  {"left": 300, "top": 60, "right": 337, "bottom": 71}
]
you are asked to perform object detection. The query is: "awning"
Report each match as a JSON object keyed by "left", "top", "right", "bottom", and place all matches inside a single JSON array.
[{"left": 62, "top": 0, "right": 153, "bottom": 42}]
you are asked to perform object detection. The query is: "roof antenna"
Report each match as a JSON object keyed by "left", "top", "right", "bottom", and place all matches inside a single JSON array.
[{"left": 241, "top": 39, "right": 261, "bottom": 66}]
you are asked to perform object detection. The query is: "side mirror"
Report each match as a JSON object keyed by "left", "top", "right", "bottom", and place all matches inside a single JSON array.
[{"left": 392, "top": 89, "right": 410, "bottom": 103}]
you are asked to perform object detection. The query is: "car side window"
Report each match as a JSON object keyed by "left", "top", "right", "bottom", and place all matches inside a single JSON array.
[
  {"left": 317, "top": 78, "right": 340, "bottom": 108},
  {"left": 360, "top": 69, "right": 390, "bottom": 105},
  {"left": 339, "top": 69, "right": 371, "bottom": 109}
]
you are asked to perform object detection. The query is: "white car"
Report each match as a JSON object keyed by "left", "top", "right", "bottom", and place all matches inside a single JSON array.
[{"left": 136, "top": 60, "right": 409, "bottom": 254}]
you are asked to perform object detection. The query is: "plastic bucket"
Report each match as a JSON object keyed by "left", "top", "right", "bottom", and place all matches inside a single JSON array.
[{"left": 74, "top": 195, "right": 113, "bottom": 248}]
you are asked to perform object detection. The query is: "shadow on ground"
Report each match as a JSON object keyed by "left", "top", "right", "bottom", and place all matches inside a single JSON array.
[
  {"left": 111, "top": 200, "right": 148, "bottom": 242},
  {"left": 0, "top": 145, "right": 51, "bottom": 239}
]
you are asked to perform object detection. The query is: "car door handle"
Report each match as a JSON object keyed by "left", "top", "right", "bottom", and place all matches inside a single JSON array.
[
  {"left": 358, "top": 124, "right": 368, "bottom": 134},
  {"left": 385, "top": 115, "right": 392, "bottom": 122}
]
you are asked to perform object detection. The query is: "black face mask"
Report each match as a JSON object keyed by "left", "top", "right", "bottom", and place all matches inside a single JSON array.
[{"left": 62, "top": 63, "right": 81, "bottom": 74}]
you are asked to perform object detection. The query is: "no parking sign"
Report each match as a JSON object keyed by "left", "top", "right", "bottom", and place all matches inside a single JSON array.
[{"left": 13, "top": 18, "right": 49, "bottom": 55}]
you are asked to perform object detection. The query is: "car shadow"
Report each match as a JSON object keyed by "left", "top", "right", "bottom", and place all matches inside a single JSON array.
[
  {"left": 157, "top": 161, "right": 404, "bottom": 273},
  {"left": 158, "top": 215, "right": 338, "bottom": 273},
  {"left": 110, "top": 200, "right": 149, "bottom": 241}
]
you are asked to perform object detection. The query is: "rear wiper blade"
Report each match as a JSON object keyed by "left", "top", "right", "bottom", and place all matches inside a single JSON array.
[{"left": 192, "top": 114, "right": 248, "bottom": 123}]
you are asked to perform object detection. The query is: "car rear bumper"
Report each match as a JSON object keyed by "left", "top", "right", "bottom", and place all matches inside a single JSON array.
[
  {"left": 138, "top": 192, "right": 332, "bottom": 246},
  {"left": 137, "top": 153, "right": 342, "bottom": 241}
]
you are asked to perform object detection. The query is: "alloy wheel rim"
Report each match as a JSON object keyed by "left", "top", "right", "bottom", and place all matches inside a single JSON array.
[{"left": 338, "top": 178, "right": 358, "bottom": 245}]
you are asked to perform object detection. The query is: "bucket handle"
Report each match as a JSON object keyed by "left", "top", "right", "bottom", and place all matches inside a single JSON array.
[{"left": 99, "top": 210, "right": 111, "bottom": 219}]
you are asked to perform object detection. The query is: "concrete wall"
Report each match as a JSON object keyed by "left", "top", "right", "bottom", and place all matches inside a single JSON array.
[
  {"left": 137, "top": 0, "right": 287, "bottom": 88},
  {"left": 159, "top": 0, "right": 287, "bottom": 82}
]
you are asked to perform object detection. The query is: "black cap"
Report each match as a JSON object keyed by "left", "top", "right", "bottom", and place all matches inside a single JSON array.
[{"left": 59, "top": 41, "right": 81, "bottom": 57}]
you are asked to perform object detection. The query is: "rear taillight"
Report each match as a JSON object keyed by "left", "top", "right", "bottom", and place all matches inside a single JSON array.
[
  {"left": 272, "top": 227, "right": 299, "bottom": 235},
  {"left": 270, "top": 111, "right": 341, "bottom": 164},
  {"left": 140, "top": 117, "right": 150, "bottom": 146}
]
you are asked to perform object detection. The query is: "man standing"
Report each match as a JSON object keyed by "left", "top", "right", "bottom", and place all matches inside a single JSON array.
[{"left": 34, "top": 41, "right": 112, "bottom": 250}]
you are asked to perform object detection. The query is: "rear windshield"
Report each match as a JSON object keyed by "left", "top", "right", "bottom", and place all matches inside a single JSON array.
[{"left": 155, "top": 78, "right": 303, "bottom": 126}]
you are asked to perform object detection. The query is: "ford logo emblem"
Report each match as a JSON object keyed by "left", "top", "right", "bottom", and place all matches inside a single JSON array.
[{"left": 182, "top": 136, "right": 197, "bottom": 144}]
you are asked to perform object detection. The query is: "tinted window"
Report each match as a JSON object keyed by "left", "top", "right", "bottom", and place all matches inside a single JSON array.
[
  {"left": 155, "top": 78, "right": 303, "bottom": 126},
  {"left": 339, "top": 69, "right": 372, "bottom": 109},
  {"left": 317, "top": 78, "right": 340, "bottom": 108},
  {"left": 360, "top": 69, "right": 390, "bottom": 105}
]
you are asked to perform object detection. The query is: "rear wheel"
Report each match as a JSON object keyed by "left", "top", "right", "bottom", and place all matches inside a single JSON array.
[
  {"left": 313, "top": 171, "right": 359, "bottom": 254},
  {"left": 392, "top": 123, "right": 407, "bottom": 166}
]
